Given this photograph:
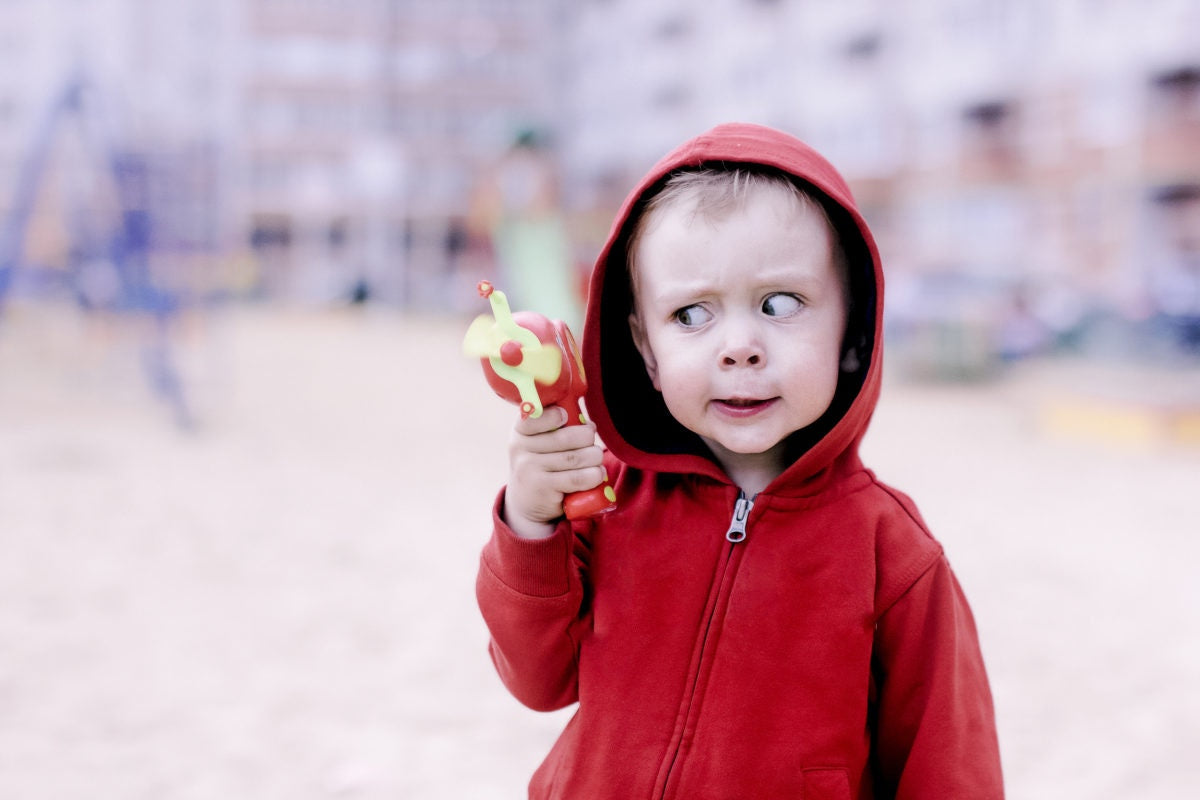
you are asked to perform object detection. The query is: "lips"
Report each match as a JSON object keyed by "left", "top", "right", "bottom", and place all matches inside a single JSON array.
[{"left": 713, "top": 397, "right": 778, "bottom": 417}]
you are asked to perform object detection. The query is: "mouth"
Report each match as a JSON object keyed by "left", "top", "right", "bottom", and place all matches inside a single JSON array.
[{"left": 713, "top": 397, "right": 778, "bottom": 417}]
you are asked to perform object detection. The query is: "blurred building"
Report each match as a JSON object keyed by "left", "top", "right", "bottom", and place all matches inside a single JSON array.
[
  {"left": 240, "top": 0, "right": 560, "bottom": 307},
  {"left": 556, "top": 0, "right": 1200, "bottom": 366},
  {"left": 0, "top": 0, "right": 559, "bottom": 310},
  {"left": 1, "top": 0, "right": 1197, "bottom": 345}
]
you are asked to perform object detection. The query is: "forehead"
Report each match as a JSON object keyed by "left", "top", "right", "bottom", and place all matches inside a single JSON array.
[
  {"left": 631, "top": 171, "right": 836, "bottom": 259},
  {"left": 630, "top": 181, "right": 843, "bottom": 289}
]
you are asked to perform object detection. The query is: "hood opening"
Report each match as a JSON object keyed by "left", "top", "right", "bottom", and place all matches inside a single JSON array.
[
  {"left": 597, "top": 172, "right": 708, "bottom": 457},
  {"left": 595, "top": 161, "right": 878, "bottom": 469}
]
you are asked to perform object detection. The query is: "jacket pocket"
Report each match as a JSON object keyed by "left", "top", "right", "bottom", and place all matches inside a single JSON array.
[{"left": 802, "top": 767, "right": 850, "bottom": 800}]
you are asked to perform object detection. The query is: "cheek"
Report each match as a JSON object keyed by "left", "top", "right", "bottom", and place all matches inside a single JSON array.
[
  {"left": 776, "top": 339, "right": 835, "bottom": 384},
  {"left": 801, "top": 352, "right": 844, "bottom": 406},
  {"left": 655, "top": 357, "right": 705, "bottom": 408}
]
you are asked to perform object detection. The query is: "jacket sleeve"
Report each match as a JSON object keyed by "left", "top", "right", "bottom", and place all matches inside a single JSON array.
[
  {"left": 871, "top": 555, "right": 1004, "bottom": 798},
  {"left": 475, "top": 489, "right": 590, "bottom": 712}
]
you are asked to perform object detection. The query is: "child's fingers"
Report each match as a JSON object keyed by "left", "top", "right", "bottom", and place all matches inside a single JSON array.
[
  {"left": 514, "top": 418, "right": 598, "bottom": 456},
  {"left": 513, "top": 406, "right": 569, "bottom": 436},
  {"left": 505, "top": 405, "right": 605, "bottom": 526},
  {"left": 538, "top": 443, "right": 605, "bottom": 474},
  {"left": 522, "top": 427, "right": 598, "bottom": 458},
  {"left": 553, "top": 464, "right": 607, "bottom": 494},
  {"left": 522, "top": 462, "right": 605, "bottom": 500},
  {"left": 509, "top": 438, "right": 603, "bottom": 483}
]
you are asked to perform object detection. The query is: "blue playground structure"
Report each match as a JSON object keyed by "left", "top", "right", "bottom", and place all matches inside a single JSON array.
[{"left": 0, "top": 73, "right": 216, "bottom": 429}]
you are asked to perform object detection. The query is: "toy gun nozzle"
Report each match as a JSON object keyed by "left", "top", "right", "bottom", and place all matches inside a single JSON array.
[{"left": 477, "top": 280, "right": 494, "bottom": 299}]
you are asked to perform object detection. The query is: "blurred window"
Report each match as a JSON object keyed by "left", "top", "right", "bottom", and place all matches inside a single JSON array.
[
  {"left": 654, "top": 16, "right": 690, "bottom": 41},
  {"left": 1149, "top": 66, "right": 1200, "bottom": 121},
  {"left": 249, "top": 214, "right": 293, "bottom": 248},
  {"left": 327, "top": 218, "right": 348, "bottom": 249},
  {"left": 843, "top": 31, "right": 882, "bottom": 60},
  {"left": 962, "top": 99, "right": 1021, "bottom": 173}
]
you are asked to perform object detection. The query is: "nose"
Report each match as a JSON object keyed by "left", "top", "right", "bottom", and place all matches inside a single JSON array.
[
  {"left": 722, "top": 347, "right": 762, "bottom": 367},
  {"left": 719, "top": 319, "right": 765, "bottom": 367}
]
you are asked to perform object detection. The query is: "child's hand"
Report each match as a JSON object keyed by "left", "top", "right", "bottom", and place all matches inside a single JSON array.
[{"left": 504, "top": 406, "right": 606, "bottom": 539}]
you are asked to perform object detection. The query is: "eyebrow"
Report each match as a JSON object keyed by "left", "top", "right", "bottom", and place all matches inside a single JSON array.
[
  {"left": 644, "top": 279, "right": 715, "bottom": 309},
  {"left": 650, "top": 262, "right": 827, "bottom": 295}
]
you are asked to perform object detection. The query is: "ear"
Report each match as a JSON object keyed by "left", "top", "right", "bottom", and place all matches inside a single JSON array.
[
  {"left": 840, "top": 336, "right": 863, "bottom": 373},
  {"left": 628, "top": 312, "right": 661, "bottom": 390}
]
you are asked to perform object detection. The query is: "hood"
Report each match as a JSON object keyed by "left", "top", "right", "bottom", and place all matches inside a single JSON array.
[{"left": 582, "top": 122, "right": 884, "bottom": 494}]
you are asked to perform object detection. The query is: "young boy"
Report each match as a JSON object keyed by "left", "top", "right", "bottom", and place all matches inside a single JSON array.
[{"left": 476, "top": 123, "right": 1004, "bottom": 799}]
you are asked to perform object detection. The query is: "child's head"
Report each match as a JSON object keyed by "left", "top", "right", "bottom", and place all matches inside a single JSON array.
[{"left": 624, "top": 167, "right": 857, "bottom": 485}]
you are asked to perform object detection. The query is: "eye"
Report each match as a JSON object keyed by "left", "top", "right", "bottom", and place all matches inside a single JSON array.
[
  {"left": 761, "top": 293, "right": 803, "bottom": 317},
  {"left": 673, "top": 304, "right": 713, "bottom": 328}
]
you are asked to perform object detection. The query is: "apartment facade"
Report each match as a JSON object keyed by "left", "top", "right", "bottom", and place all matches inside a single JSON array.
[
  {"left": 0, "top": 0, "right": 558, "bottom": 308},
  {"left": 556, "top": 0, "right": 1200, "bottom": 350},
  {"left": 2, "top": 0, "right": 1196, "bottom": 325},
  {"left": 240, "top": 0, "right": 559, "bottom": 306}
]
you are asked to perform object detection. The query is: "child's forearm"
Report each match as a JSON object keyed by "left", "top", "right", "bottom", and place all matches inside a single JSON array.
[
  {"left": 503, "top": 505, "right": 558, "bottom": 539},
  {"left": 477, "top": 496, "right": 585, "bottom": 712}
]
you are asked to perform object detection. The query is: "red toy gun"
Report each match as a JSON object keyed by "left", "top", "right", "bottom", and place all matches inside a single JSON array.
[{"left": 463, "top": 280, "right": 617, "bottom": 519}]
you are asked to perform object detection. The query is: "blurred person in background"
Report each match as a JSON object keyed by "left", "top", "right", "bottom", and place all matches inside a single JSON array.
[
  {"left": 469, "top": 129, "right": 584, "bottom": 330},
  {"left": 474, "top": 123, "right": 1002, "bottom": 799}
]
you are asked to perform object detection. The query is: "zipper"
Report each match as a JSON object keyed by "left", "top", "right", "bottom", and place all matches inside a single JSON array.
[
  {"left": 724, "top": 493, "right": 753, "bottom": 542},
  {"left": 657, "top": 492, "right": 753, "bottom": 798}
]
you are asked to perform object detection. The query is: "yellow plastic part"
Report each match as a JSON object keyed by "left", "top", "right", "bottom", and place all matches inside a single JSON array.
[{"left": 461, "top": 286, "right": 563, "bottom": 418}]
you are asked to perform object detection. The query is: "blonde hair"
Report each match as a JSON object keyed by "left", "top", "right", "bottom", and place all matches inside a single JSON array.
[{"left": 626, "top": 167, "right": 847, "bottom": 296}]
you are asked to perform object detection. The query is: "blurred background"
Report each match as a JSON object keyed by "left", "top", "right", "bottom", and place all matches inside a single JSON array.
[{"left": 1, "top": 0, "right": 1198, "bottom": 798}]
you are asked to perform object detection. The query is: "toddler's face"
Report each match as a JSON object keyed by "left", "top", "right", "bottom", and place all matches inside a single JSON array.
[{"left": 629, "top": 184, "right": 848, "bottom": 481}]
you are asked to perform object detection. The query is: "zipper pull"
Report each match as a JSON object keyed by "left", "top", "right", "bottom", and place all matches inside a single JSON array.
[{"left": 725, "top": 494, "right": 752, "bottom": 543}]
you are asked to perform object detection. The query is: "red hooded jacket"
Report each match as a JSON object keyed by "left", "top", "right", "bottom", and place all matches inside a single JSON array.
[{"left": 477, "top": 123, "right": 1004, "bottom": 799}]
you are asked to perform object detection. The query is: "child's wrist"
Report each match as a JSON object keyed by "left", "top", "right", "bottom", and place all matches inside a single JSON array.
[{"left": 504, "top": 511, "right": 558, "bottom": 540}]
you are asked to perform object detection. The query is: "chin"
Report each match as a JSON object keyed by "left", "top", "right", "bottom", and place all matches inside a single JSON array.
[{"left": 711, "top": 437, "right": 788, "bottom": 458}]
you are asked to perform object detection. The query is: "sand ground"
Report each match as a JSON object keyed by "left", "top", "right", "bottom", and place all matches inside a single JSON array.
[{"left": 1, "top": 304, "right": 1198, "bottom": 799}]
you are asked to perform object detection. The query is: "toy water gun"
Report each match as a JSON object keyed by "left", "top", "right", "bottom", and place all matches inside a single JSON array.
[{"left": 463, "top": 280, "right": 617, "bottom": 520}]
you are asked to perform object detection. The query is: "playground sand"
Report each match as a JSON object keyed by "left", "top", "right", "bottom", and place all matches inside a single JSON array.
[{"left": 1, "top": 304, "right": 1197, "bottom": 798}]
